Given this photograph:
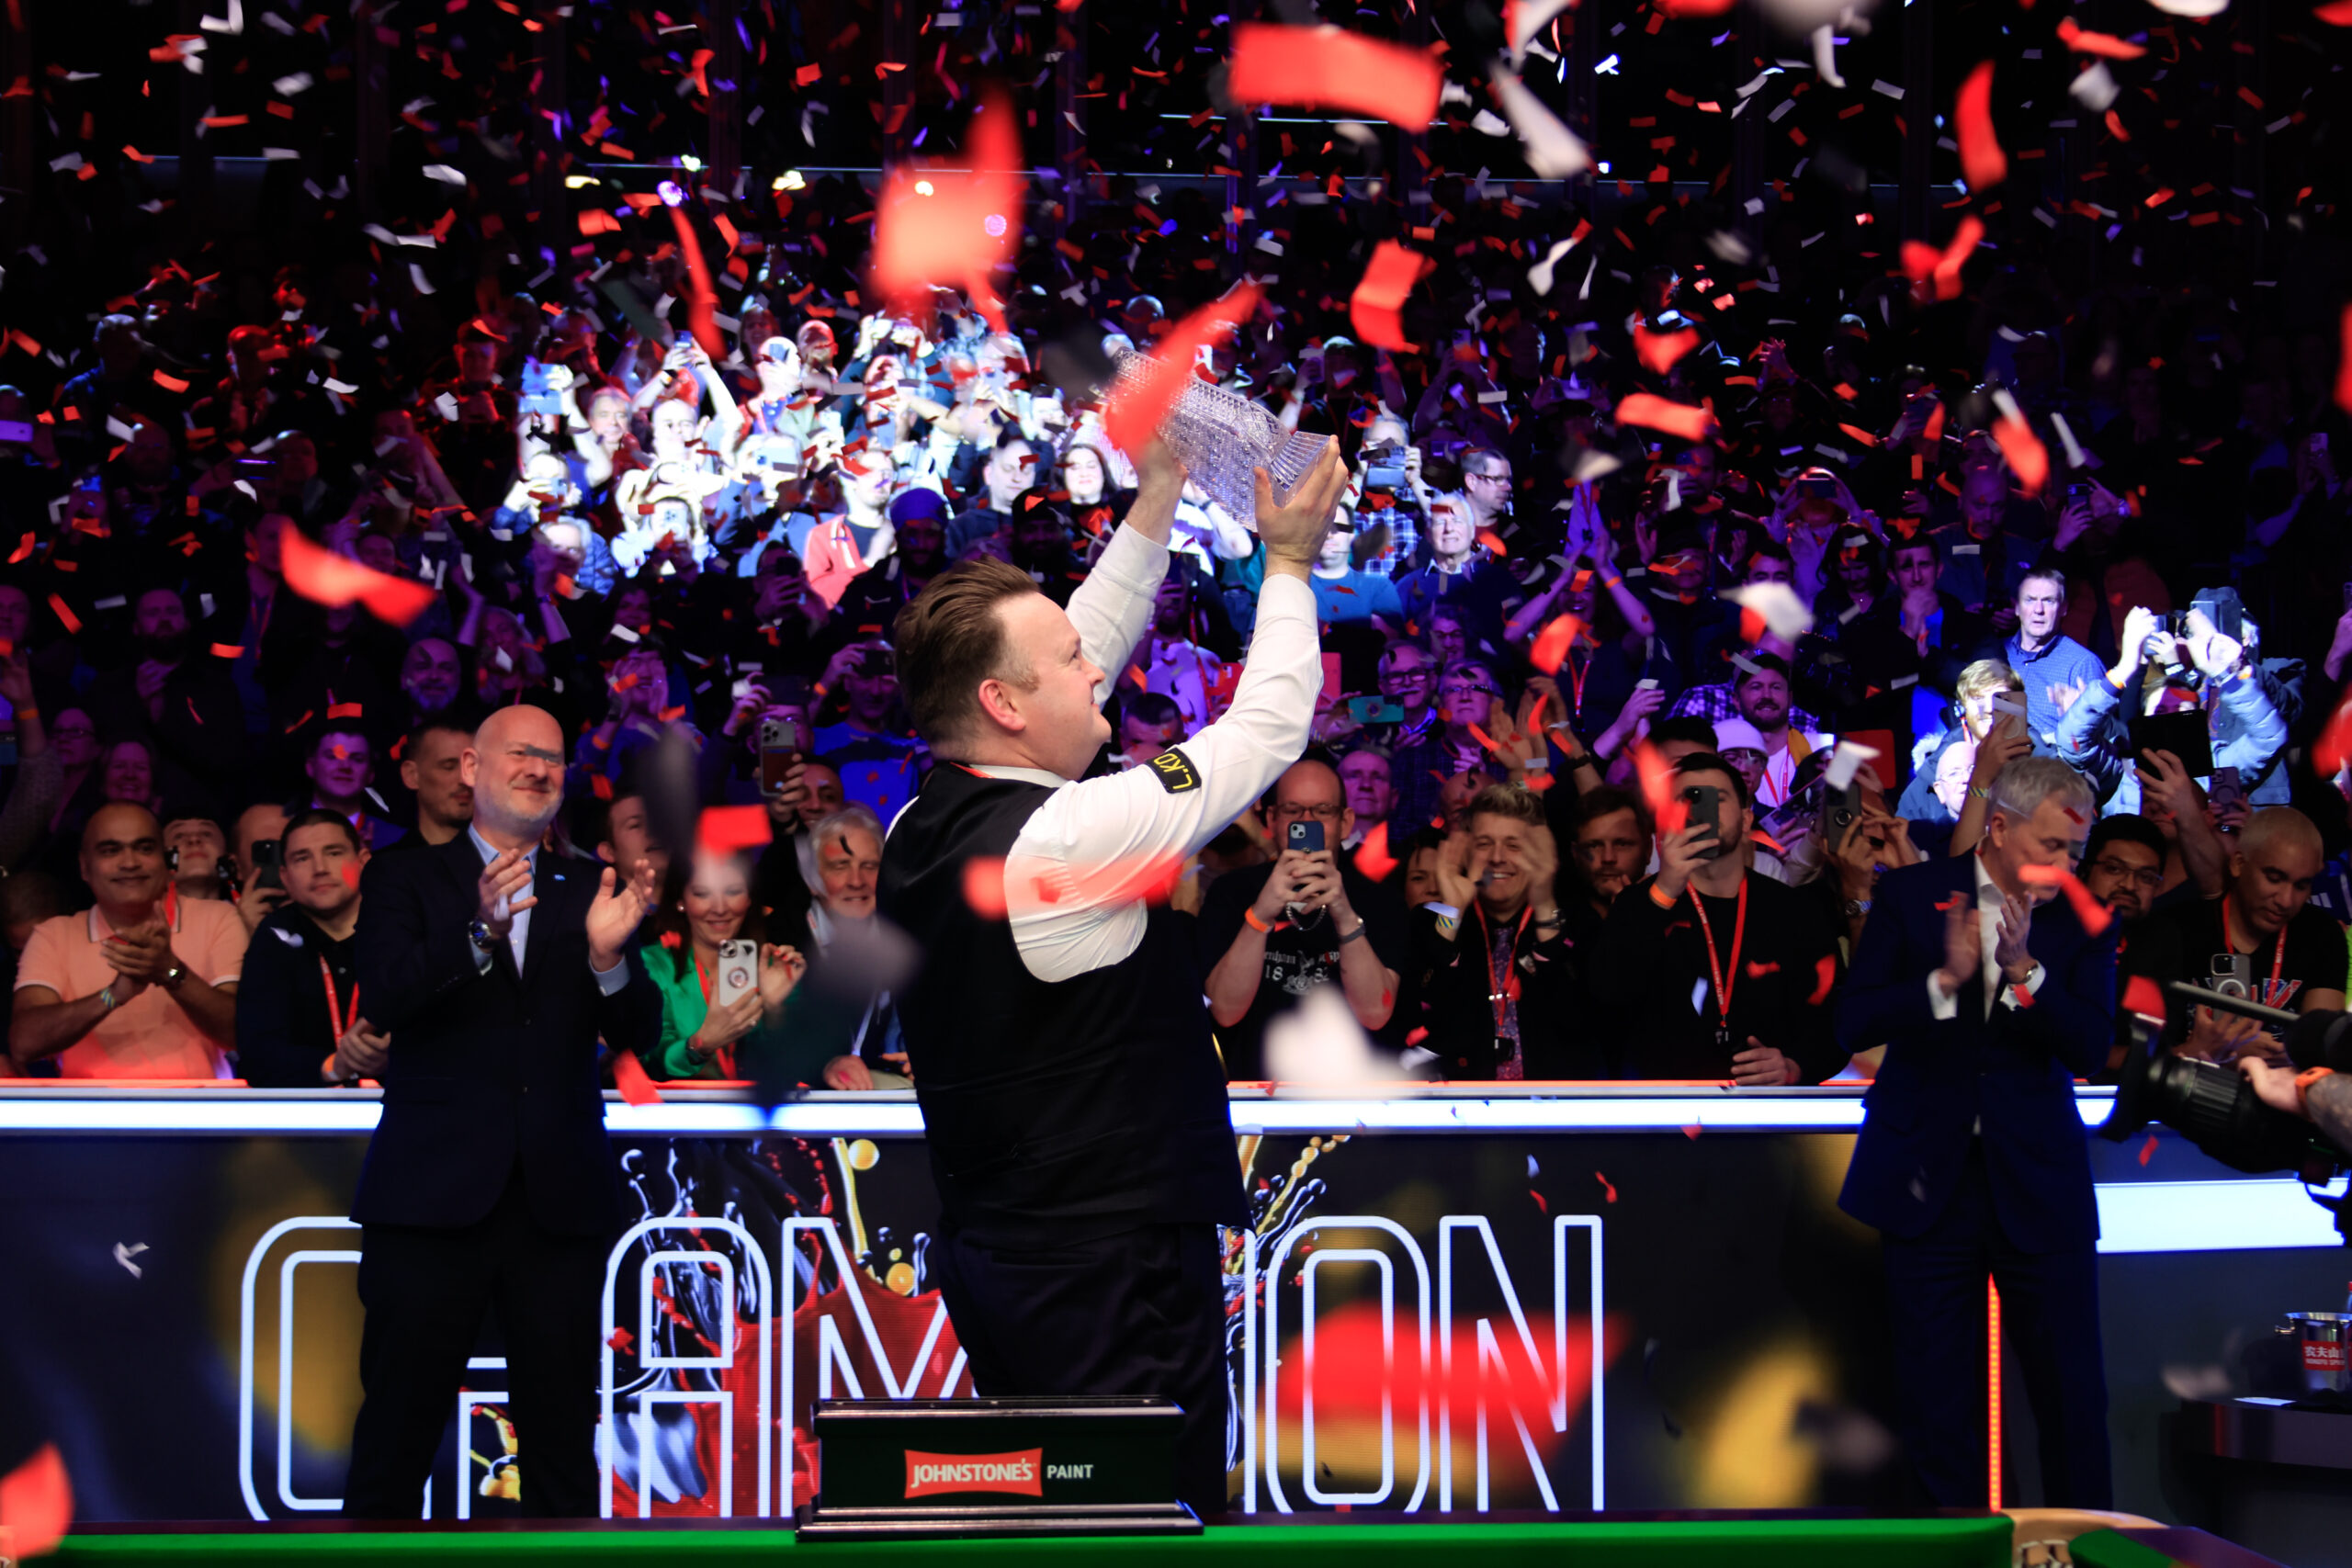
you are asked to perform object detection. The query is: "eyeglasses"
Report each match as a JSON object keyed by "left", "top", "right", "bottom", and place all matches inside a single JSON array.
[
  {"left": 1268, "top": 803, "right": 1346, "bottom": 821},
  {"left": 2089, "top": 858, "right": 2165, "bottom": 891},
  {"left": 1382, "top": 668, "right": 1433, "bottom": 686},
  {"left": 1440, "top": 682, "right": 1497, "bottom": 698}
]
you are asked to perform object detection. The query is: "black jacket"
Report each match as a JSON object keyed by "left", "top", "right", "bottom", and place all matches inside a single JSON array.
[
  {"left": 351, "top": 834, "right": 661, "bottom": 1235},
  {"left": 234, "top": 904, "right": 357, "bottom": 1089},
  {"left": 1410, "top": 900, "right": 1607, "bottom": 1080}
]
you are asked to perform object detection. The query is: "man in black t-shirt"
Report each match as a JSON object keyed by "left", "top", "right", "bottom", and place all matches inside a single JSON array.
[
  {"left": 1198, "top": 758, "right": 1410, "bottom": 1079},
  {"left": 2153, "top": 807, "right": 2348, "bottom": 1055}
]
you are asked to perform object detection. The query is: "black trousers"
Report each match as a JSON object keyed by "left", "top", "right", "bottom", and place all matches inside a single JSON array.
[
  {"left": 344, "top": 1167, "right": 609, "bottom": 1520},
  {"left": 1880, "top": 1140, "right": 2111, "bottom": 1509},
  {"left": 930, "top": 1222, "right": 1229, "bottom": 1517}
]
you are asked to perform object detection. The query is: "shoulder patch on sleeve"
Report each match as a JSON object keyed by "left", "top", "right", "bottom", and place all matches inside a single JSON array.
[{"left": 1147, "top": 747, "right": 1202, "bottom": 795}]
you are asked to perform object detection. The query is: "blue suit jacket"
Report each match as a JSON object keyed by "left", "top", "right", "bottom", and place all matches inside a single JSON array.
[
  {"left": 351, "top": 835, "right": 661, "bottom": 1235},
  {"left": 1835, "top": 854, "right": 2118, "bottom": 1253}
]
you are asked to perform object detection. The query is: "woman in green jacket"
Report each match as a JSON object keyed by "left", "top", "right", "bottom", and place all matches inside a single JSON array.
[{"left": 640, "top": 852, "right": 805, "bottom": 1079}]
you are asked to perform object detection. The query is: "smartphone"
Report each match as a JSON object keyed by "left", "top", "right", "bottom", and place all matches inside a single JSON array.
[
  {"left": 759, "top": 716, "right": 806, "bottom": 795},
  {"left": 731, "top": 675, "right": 766, "bottom": 704},
  {"left": 1286, "top": 819, "right": 1327, "bottom": 855},
  {"left": 1635, "top": 677, "right": 1661, "bottom": 692},
  {"left": 2209, "top": 765, "right": 2245, "bottom": 819},
  {"left": 0, "top": 420, "right": 33, "bottom": 445},
  {"left": 715, "top": 939, "right": 758, "bottom": 1008},
  {"left": 2128, "top": 710, "right": 2216, "bottom": 781},
  {"left": 1798, "top": 467, "right": 1839, "bottom": 501},
  {"left": 250, "top": 838, "right": 283, "bottom": 893},
  {"left": 1821, "top": 777, "right": 1861, "bottom": 850},
  {"left": 1684, "top": 784, "right": 1724, "bottom": 859},
  {"left": 1347, "top": 695, "right": 1407, "bottom": 725}
]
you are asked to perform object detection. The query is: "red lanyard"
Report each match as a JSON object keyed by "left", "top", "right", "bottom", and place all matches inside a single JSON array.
[
  {"left": 319, "top": 957, "right": 360, "bottom": 1037},
  {"left": 1480, "top": 904, "right": 1533, "bottom": 1033},
  {"left": 2222, "top": 900, "right": 2288, "bottom": 986},
  {"left": 691, "top": 946, "right": 715, "bottom": 1003},
  {"left": 1685, "top": 876, "right": 1750, "bottom": 1037},
  {"left": 1564, "top": 648, "right": 1589, "bottom": 721}
]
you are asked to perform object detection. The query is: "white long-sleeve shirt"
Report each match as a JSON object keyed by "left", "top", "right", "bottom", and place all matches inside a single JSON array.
[{"left": 940, "top": 522, "right": 1322, "bottom": 983}]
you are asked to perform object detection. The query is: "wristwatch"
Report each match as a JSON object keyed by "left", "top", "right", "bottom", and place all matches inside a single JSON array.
[
  {"left": 1843, "top": 897, "right": 1872, "bottom": 918},
  {"left": 469, "top": 919, "right": 501, "bottom": 953},
  {"left": 160, "top": 962, "right": 187, "bottom": 992}
]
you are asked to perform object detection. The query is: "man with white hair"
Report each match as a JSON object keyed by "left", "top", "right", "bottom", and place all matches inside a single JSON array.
[{"left": 1836, "top": 755, "right": 2118, "bottom": 1511}]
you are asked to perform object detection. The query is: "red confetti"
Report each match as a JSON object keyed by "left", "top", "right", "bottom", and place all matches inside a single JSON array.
[
  {"left": 2056, "top": 17, "right": 2147, "bottom": 58},
  {"left": 1900, "top": 215, "right": 1984, "bottom": 304},
  {"left": 1993, "top": 414, "right": 2049, "bottom": 493},
  {"left": 1612, "top": 392, "right": 1715, "bottom": 442},
  {"left": 1593, "top": 1171, "right": 1618, "bottom": 1204},
  {"left": 962, "top": 856, "right": 1011, "bottom": 919},
  {"left": 2122, "top": 975, "right": 2167, "bottom": 1021},
  {"left": 667, "top": 208, "right": 726, "bottom": 363},
  {"left": 0, "top": 1442, "right": 71, "bottom": 1560},
  {"left": 870, "top": 89, "right": 1022, "bottom": 332},
  {"left": 326, "top": 702, "right": 364, "bottom": 720},
  {"left": 1348, "top": 242, "right": 1434, "bottom": 352},
  {"left": 2017, "top": 863, "right": 2111, "bottom": 936},
  {"left": 1353, "top": 820, "right": 1398, "bottom": 882},
  {"left": 612, "top": 1051, "right": 664, "bottom": 1105},
  {"left": 606, "top": 1326, "right": 637, "bottom": 1353},
  {"left": 209, "top": 642, "right": 243, "bottom": 659},
  {"left": 2336, "top": 307, "right": 2352, "bottom": 418},
  {"left": 1633, "top": 323, "right": 1701, "bottom": 376},
  {"left": 1632, "top": 741, "right": 1687, "bottom": 837},
  {"left": 1227, "top": 24, "right": 1444, "bottom": 127},
  {"left": 1807, "top": 954, "right": 1838, "bottom": 1007},
  {"left": 2137, "top": 1133, "right": 2160, "bottom": 1168},
  {"left": 695, "top": 805, "right": 774, "bottom": 859},
  {"left": 2320, "top": 0, "right": 2352, "bottom": 21},
  {"left": 1102, "top": 283, "right": 1263, "bottom": 457},
  {"left": 46, "top": 593, "right": 80, "bottom": 635},
  {"left": 1955, "top": 62, "right": 2007, "bottom": 192},
  {"left": 280, "top": 528, "right": 436, "bottom": 626},
  {"left": 1529, "top": 1190, "right": 1549, "bottom": 1214}
]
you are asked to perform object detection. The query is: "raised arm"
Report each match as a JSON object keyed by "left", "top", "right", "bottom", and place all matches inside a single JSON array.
[
  {"left": 1064, "top": 438, "right": 1186, "bottom": 697},
  {"left": 1001, "top": 443, "right": 1348, "bottom": 982}
]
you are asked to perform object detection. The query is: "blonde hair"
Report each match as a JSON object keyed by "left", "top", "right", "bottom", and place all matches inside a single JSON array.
[{"left": 1957, "top": 659, "right": 2024, "bottom": 705}]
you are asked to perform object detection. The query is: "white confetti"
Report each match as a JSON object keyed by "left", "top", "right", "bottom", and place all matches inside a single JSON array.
[
  {"left": 1489, "top": 65, "right": 1591, "bottom": 177},
  {"left": 422, "top": 164, "right": 467, "bottom": 186},
  {"left": 1527, "top": 234, "right": 1581, "bottom": 297},
  {"left": 114, "top": 1242, "right": 149, "bottom": 1277},
  {"left": 1720, "top": 581, "right": 1815, "bottom": 645},
  {"left": 1823, "top": 739, "right": 1881, "bottom": 791}
]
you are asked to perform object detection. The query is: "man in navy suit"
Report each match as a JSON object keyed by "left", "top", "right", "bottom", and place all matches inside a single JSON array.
[
  {"left": 344, "top": 703, "right": 661, "bottom": 1519},
  {"left": 1836, "top": 755, "right": 2117, "bottom": 1508}
]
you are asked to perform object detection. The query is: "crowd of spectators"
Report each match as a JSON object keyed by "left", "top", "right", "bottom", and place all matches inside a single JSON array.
[{"left": 2, "top": 2, "right": 2350, "bottom": 1092}]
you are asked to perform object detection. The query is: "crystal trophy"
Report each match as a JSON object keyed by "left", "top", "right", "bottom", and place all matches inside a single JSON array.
[{"left": 1105, "top": 351, "right": 1331, "bottom": 529}]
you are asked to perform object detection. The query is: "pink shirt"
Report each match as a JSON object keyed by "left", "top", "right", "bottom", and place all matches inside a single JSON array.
[{"left": 15, "top": 899, "right": 248, "bottom": 1079}]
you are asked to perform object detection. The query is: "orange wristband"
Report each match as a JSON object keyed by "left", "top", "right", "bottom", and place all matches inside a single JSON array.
[
  {"left": 1244, "top": 907, "right": 1273, "bottom": 933},
  {"left": 2297, "top": 1066, "right": 2335, "bottom": 1109},
  {"left": 1648, "top": 882, "right": 1678, "bottom": 910}
]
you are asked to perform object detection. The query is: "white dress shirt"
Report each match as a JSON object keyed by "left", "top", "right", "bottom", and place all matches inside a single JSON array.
[
  {"left": 934, "top": 522, "right": 1322, "bottom": 984},
  {"left": 1928, "top": 852, "right": 2047, "bottom": 1021}
]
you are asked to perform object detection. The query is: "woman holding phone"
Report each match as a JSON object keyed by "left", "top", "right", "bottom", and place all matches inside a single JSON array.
[{"left": 636, "top": 852, "right": 804, "bottom": 1080}]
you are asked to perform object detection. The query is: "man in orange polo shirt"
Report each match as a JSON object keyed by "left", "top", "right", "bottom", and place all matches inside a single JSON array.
[{"left": 9, "top": 802, "right": 246, "bottom": 1078}]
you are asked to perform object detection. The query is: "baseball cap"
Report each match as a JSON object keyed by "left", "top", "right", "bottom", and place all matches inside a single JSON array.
[
  {"left": 889, "top": 488, "right": 949, "bottom": 525},
  {"left": 1713, "top": 717, "right": 1767, "bottom": 755}
]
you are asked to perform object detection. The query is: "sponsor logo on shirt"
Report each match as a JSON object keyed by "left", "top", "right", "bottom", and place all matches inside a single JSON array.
[
  {"left": 902, "top": 1448, "right": 1045, "bottom": 1499},
  {"left": 1147, "top": 747, "right": 1202, "bottom": 795}
]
